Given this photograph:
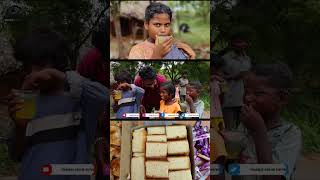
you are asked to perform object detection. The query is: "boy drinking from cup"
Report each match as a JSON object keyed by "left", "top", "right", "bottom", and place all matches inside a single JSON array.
[{"left": 7, "top": 27, "right": 108, "bottom": 180}]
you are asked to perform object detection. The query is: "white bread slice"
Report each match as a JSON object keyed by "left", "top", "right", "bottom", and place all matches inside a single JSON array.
[
  {"left": 146, "top": 161, "right": 169, "bottom": 178},
  {"left": 146, "top": 142, "right": 167, "bottom": 158},
  {"left": 147, "top": 126, "right": 165, "bottom": 135},
  {"left": 168, "top": 140, "right": 189, "bottom": 155},
  {"left": 147, "top": 135, "right": 167, "bottom": 142},
  {"left": 166, "top": 126, "right": 187, "bottom": 140},
  {"left": 133, "top": 152, "right": 145, "bottom": 157},
  {"left": 131, "top": 157, "right": 145, "bottom": 180},
  {"left": 167, "top": 156, "right": 191, "bottom": 170},
  {"left": 132, "top": 128, "right": 147, "bottom": 153},
  {"left": 169, "top": 169, "right": 192, "bottom": 180}
]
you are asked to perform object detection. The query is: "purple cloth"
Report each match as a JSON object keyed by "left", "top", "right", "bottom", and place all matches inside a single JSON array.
[{"left": 163, "top": 44, "right": 188, "bottom": 59}]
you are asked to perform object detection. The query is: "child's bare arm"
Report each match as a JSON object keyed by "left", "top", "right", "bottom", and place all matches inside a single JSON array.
[
  {"left": 176, "top": 42, "right": 196, "bottom": 59},
  {"left": 151, "top": 36, "right": 174, "bottom": 59},
  {"left": 7, "top": 91, "right": 28, "bottom": 161},
  {"left": 240, "top": 105, "right": 273, "bottom": 163},
  {"left": 185, "top": 95, "right": 195, "bottom": 113},
  {"left": 240, "top": 105, "right": 283, "bottom": 180}
]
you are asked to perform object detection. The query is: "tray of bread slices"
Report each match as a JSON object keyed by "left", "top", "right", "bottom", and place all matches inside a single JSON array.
[{"left": 129, "top": 125, "right": 195, "bottom": 180}]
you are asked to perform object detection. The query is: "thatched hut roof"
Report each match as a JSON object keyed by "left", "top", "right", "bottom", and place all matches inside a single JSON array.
[
  {"left": 117, "top": 1, "right": 168, "bottom": 21},
  {"left": 119, "top": 1, "right": 149, "bottom": 20}
]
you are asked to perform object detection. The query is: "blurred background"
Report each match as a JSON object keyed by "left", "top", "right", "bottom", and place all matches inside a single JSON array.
[
  {"left": 0, "top": 0, "right": 107, "bottom": 178},
  {"left": 213, "top": 1, "right": 320, "bottom": 178},
  {"left": 110, "top": 1, "right": 210, "bottom": 59}
]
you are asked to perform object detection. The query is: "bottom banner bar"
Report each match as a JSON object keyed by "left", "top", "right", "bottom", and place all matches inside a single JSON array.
[
  {"left": 228, "top": 164, "right": 288, "bottom": 176},
  {"left": 41, "top": 164, "right": 95, "bottom": 175}
]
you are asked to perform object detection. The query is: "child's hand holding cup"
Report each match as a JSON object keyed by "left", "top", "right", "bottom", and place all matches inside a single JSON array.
[
  {"left": 155, "top": 35, "right": 172, "bottom": 45},
  {"left": 8, "top": 90, "right": 37, "bottom": 127},
  {"left": 152, "top": 35, "right": 174, "bottom": 58},
  {"left": 112, "top": 90, "right": 122, "bottom": 101}
]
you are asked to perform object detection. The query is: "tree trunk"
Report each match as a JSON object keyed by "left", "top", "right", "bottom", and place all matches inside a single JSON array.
[
  {"left": 113, "top": 1, "right": 125, "bottom": 59},
  {"left": 176, "top": 1, "right": 181, "bottom": 36}
]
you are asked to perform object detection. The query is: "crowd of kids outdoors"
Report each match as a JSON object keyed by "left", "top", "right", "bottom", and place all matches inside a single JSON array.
[
  {"left": 110, "top": 67, "right": 206, "bottom": 120},
  {"left": 3, "top": 2, "right": 302, "bottom": 180}
]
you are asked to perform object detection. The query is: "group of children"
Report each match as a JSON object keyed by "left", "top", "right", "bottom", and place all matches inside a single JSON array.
[
  {"left": 111, "top": 70, "right": 205, "bottom": 119},
  {"left": 159, "top": 80, "right": 205, "bottom": 118}
]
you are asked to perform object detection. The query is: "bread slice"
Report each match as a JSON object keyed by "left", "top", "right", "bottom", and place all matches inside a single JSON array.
[
  {"left": 132, "top": 128, "right": 147, "bottom": 153},
  {"left": 131, "top": 157, "right": 145, "bottom": 180},
  {"left": 168, "top": 140, "right": 189, "bottom": 155},
  {"left": 147, "top": 126, "right": 165, "bottom": 135},
  {"left": 133, "top": 152, "right": 145, "bottom": 157},
  {"left": 166, "top": 126, "right": 187, "bottom": 140},
  {"left": 147, "top": 135, "right": 167, "bottom": 142},
  {"left": 167, "top": 156, "right": 191, "bottom": 170},
  {"left": 169, "top": 169, "right": 192, "bottom": 180},
  {"left": 146, "top": 161, "right": 169, "bottom": 178},
  {"left": 146, "top": 142, "right": 167, "bottom": 158}
]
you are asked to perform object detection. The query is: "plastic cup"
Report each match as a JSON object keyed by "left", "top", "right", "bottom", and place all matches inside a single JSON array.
[
  {"left": 14, "top": 90, "right": 37, "bottom": 120},
  {"left": 156, "top": 35, "right": 171, "bottom": 45},
  {"left": 114, "top": 90, "right": 122, "bottom": 101}
]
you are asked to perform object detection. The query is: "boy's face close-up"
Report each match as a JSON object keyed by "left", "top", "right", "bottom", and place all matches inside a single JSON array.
[
  {"left": 244, "top": 73, "right": 284, "bottom": 117},
  {"left": 186, "top": 85, "right": 199, "bottom": 100},
  {"left": 144, "top": 13, "right": 172, "bottom": 41}
]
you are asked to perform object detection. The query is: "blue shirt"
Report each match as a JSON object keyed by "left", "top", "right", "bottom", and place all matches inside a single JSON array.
[{"left": 9, "top": 71, "right": 108, "bottom": 180}]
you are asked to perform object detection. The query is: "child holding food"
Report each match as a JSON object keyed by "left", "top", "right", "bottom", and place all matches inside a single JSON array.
[
  {"left": 224, "top": 64, "right": 302, "bottom": 180},
  {"left": 128, "top": 2, "right": 195, "bottom": 59},
  {"left": 112, "top": 70, "right": 145, "bottom": 119},
  {"left": 185, "top": 81, "right": 205, "bottom": 118},
  {"left": 159, "top": 81, "right": 181, "bottom": 119}
]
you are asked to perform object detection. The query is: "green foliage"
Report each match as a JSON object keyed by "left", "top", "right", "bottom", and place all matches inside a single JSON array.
[
  {"left": 9, "top": 0, "right": 92, "bottom": 44},
  {"left": 167, "top": 1, "right": 210, "bottom": 58},
  {"left": 214, "top": 0, "right": 320, "bottom": 152},
  {"left": 282, "top": 90, "right": 320, "bottom": 153},
  {"left": 111, "top": 61, "right": 139, "bottom": 81},
  {"left": 213, "top": 0, "right": 320, "bottom": 79},
  {"left": 6, "top": 0, "right": 107, "bottom": 68},
  {"left": 111, "top": 61, "right": 210, "bottom": 88},
  {"left": 0, "top": 144, "right": 17, "bottom": 176}
]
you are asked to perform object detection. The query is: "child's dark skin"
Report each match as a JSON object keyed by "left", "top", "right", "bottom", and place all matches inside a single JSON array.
[
  {"left": 145, "top": 13, "right": 195, "bottom": 59},
  {"left": 186, "top": 85, "right": 199, "bottom": 113},
  {"left": 145, "top": 13, "right": 174, "bottom": 59},
  {"left": 240, "top": 72, "right": 287, "bottom": 180},
  {"left": 111, "top": 82, "right": 132, "bottom": 112},
  {"left": 7, "top": 67, "right": 66, "bottom": 160},
  {"left": 159, "top": 87, "right": 175, "bottom": 105}
]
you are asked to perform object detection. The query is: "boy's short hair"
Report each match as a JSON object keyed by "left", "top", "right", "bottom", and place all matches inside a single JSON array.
[
  {"left": 211, "top": 56, "right": 224, "bottom": 74},
  {"left": 189, "top": 81, "right": 202, "bottom": 92},
  {"left": 13, "top": 27, "right": 69, "bottom": 72},
  {"left": 252, "top": 63, "right": 293, "bottom": 93},
  {"left": 115, "top": 70, "right": 132, "bottom": 84},
  {"left": 145, "top": 2, "right": 172, "bottom": 22},
  {"left": 139, "top": 66, "right": 156, "bottom": 80},
  {"left": 230, "top": 31, "right": 248, "bottom": 43},
  {"left": 160, "top": 81, "right": 175, "bottom": 97}
]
